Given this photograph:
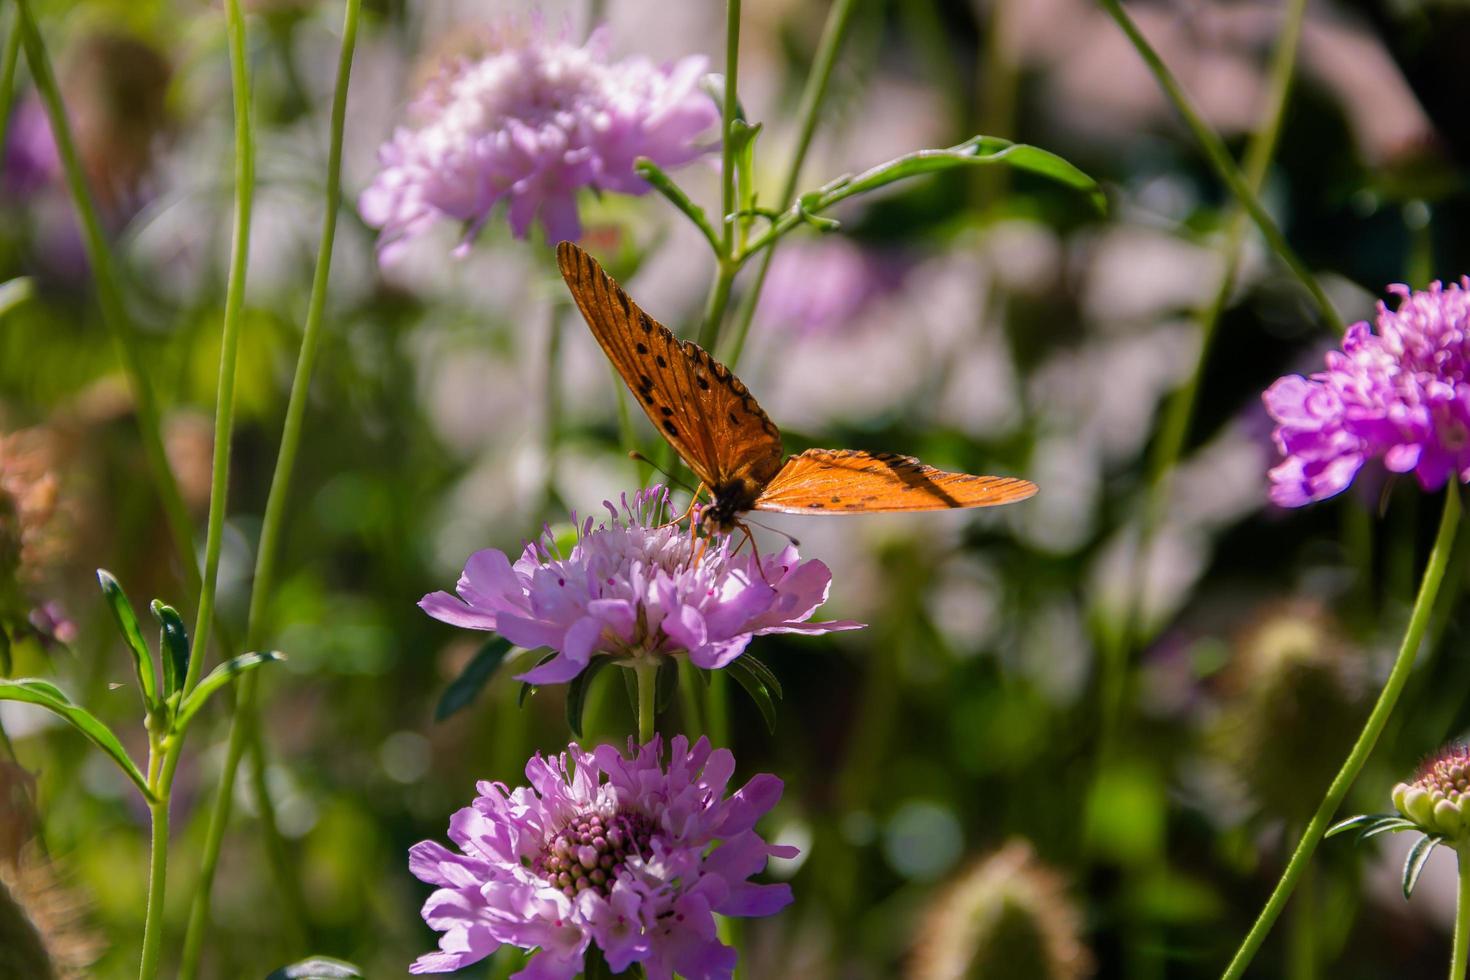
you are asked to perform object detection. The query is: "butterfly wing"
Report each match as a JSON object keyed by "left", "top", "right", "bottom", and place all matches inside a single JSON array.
[
  {"left": 557, "top": 242, "right": 784, "bottom": 491},
  {"left": 753, "top": 449, "right": 1037, "bottom": 514}
]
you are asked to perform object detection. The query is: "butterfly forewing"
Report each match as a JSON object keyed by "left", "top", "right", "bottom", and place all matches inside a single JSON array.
[
  {"left": 557, "top": 242, "right": 784, "bottom": 490},
  {"left": 753, "top": 449, "right": 1037, "bottom": 514}
]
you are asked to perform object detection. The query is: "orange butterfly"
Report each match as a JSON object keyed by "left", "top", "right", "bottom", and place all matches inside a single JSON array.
[{"left": 556, "top": 241, "right": 1037, "bottom": 533}]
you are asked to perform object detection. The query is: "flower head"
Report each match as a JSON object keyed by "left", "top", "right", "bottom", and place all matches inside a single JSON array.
[
  {"left": 907, "top": 841, "right": 1091, "bottom": 980},
  {"left": 1393, "top": 743, "right": 1470, "bottom": 842},
  {"left": 420, "top": 486, "right": 861, "bottom": 684},
  {"left": 1264, "top": 279, "right": 1470, "bottom": 506},
  {"left": 360, "top": 22, "right": 718, "bottom": 259},
  {"left": 410, "top": 735, "right": 797, "bottom": 979}
]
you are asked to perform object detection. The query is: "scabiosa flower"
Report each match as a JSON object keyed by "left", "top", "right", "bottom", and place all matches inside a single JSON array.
[
  {"left": 360, "top": 22, "right": 719, "bottom": 259},
  {"left": 420, "top": 486, "right": 861, "bottom": 684},
  {"left": 1264, "top": 279, "right": 1470, "bottom": 506},
  {"left": 410, "top": 735, "right": 796, "bottom": 978}
]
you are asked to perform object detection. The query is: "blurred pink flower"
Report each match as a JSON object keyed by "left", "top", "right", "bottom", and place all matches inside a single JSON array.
[
  {"left": 420, "top": 486, "right": 861, "bottom": 683},
  {"left": 410, "top": 735, "right": 796, "bottom": 978},
  {"left": 360, "top": 23, "right": 718, "bottom": 260},
  {"left": 1264, "top": 280, "right": 1470, "bottom": 506},
  {"left": 757, "top": 237, "right": 909, "bottom": 337}
]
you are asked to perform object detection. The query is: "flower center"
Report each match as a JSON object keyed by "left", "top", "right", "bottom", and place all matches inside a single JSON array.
[{"left": 532, "top": 809, "right": 656, "bottom": 900}]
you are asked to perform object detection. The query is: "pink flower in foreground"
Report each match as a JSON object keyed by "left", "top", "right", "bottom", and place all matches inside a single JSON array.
[
  {"left": 1264, "top": 279, "right": 1470, "bottom": 506},
  {"left": 410, "top": 735, "right": 796, "bottom": 978},
  {"left": 420, "top": 486, "right": 862, "bottom": 684},
  {"left": 360, "top": 23, "right": 718, "bottom": 260}
]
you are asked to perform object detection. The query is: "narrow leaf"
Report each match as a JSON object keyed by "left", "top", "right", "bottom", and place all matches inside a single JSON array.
[
  {"left": 0, "top": 276, "right": 35, "bottom": 317},
  {"left": 174, "top": 651, "right": 284, "bottom": 732},
  {"left": 565, "top": 657, "right": 614, "bottom": 739},
  {"left": 96, "top": 569, "right": 157, "bottom": 708},
  {"left": 634, "top": 158, "right": 720, "bottom": 253},
  {"left": 1360, "top": 820, "right": 1418, "bottom": 842},
  {"left": 1326, "top": 814, "right": 1381, "bottom": 838},
  {"left": 0, "top": 678, "right": 151, "bottom": 799},
  {"left": 519, "top": 652, "right": 559, "bottom": 708},
  {"left": 735, "top": 654, "right": 783, "bottom": 700},
  {"left": 435, "top": 637, "right": 514, "bottom": 722},
  {"left": 725, "top": 659, "right": 777, "bottom": 734},
  {"left": 265, "top": 957, "right": 364, "bottom": 980},
  {"left": 150, "top": 600, "right": 190, "bottom": 701},
  {"left": 1403, "top": 834, "right": 1442, "bottom": 899}
]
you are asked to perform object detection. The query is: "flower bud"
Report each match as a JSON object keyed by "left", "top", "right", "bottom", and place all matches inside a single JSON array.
[{"left": 1395, "top": 743, "right": 1470, "bottom": 843}]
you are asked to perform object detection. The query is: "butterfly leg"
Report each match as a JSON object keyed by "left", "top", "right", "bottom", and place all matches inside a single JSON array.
[
  {"left": 734, "top": 521, "right": 774, "bottom": 585},
  {"left": 659, "top": 483, "right": 708, "bottom": 530}
]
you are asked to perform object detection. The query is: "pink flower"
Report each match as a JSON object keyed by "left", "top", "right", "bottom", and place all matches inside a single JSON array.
[
  {"left": 420, "top": 486, "right": 862, "bottom": 684},
  {"left": 1264, "top": 279, "right": 1470, "bottom": 506},
  {"left": 410, "top": 735, "right": 797, "bottom": 979},
  {"left": 360, "top": 23, "right": 718, "bottom": 260},
  {"left": 757, "top": 237, "right": 910, "bottom": 337}
]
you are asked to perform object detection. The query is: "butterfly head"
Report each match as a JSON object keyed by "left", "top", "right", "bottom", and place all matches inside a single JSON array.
[{"left": 700, "top": 480, "right": 760, "bottom": 536}]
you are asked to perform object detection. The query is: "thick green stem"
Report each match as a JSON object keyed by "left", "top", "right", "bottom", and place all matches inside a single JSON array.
[
  {"left": 138, "top": 772, "right": 170, "bottom": 980},
  {"left": 1098, "top": 0, "right": 1344, "bottom": 335},
  {"left": 180, "top": 0, "right": 359, "bottom": 971},
  {"left": 1222, "top": 486, "right": 1461, "bottom": 979},
  {"left": 697, "top": 260, "right": 737, "bottom": 350},
  {"left": 636, "top": 662, "right": 657, "bottom": 744},
  {"left": 14, "top": 0, "right": 199, "bottom": 595},
  {"left": 1452, "top": 847, "right": 1470, "bottom": 980},
  {"left": 720, "top": 0, "right": 860, "bottom": 366}
]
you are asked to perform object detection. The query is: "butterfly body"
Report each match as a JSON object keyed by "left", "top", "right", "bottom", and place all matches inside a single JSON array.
[{"left": 556, "top": 241, "right": 1038, "bottom": 529}]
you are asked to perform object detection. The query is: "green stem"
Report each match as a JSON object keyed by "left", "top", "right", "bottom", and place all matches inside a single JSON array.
[
  {"left": 0, "top": 8, "right": 24, "bottom": 155},
  {"left": 14, "top": 0, "right": 200, "bottom": 595},
  {"left": 706, "top": 669, "right": 729, "bottom": 749},
  {"left": 179, "top": 0, "right": 359, "bottom": 970},
  {"left": 1222, "top": 486, "right": 1461, "bottom": 979},
  {"left": 544, "top": 300, "right": 564, "bottom": 512},
  {"left": 1452, "top": 846, "right": 1470, "bottom": 980},
  {"left": 184, "top": 0, "right": 254, "bottom": 692},
  {"left": 138, "top": 759, "right": 170, "bottom": 980},
  {"left": 636, "top": 662, "right": 657, "bottom": 743},
  {"left": 720, "top": 0, "right": 859, "bottom": 366},
  {"left": 697, "top": 260, "right": 737, "bottom": 350},
  {"left": 718, "top": 0, "right": 741, "bottom": 259},
  {"left": 1098, "top": 0, "right": 1344, "bottom": 336}
]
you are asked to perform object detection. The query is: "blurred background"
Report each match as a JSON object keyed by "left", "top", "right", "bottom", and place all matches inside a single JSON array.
[{"left": 3, "top": 0, "right": 1470, "bottom": 976}]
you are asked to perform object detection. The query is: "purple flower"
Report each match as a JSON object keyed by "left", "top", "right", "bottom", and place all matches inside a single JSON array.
[
  {"left": 360, "top": 23, "right": 718, "bottom": 260},
  {"left": 3, "top": 99, "right": 60, "bottom": 197},
  {"left": 421, "top": 486, "right": 861, "bottom": 684},
  {"left": 757, "top": 237, "right": 910, "bottom": 337},
  {"left": 1264, "top": 279, "right": 1470, "bottom": 506},
  {"left": 410, "top": 735, "right": 798, "bottom": 978}
]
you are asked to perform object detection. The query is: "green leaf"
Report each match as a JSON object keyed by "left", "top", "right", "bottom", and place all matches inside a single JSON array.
[
  {"left": 0, "top": 678, "right": 151, "bottom": 799},
  {"left": 565, "top": 657, "right": 614, "bottom": 739},
  {"left": 1326, "top": 814, "right": 1381, "bottom": 838},
  {"left": 0, "top": 277, "right": 35, "bottom": 318},
  {"left": 731, "top": 119, "right": 762, "bottom": 229},
  {"left": 725, "top": 658, "right": 777, "bottom": 734},
  {"left": 96, "top": 569, "right": 157, "bottom": 708},
  {"left": 519, "top": 652, "right": 559, "bottom": 708},
  {"left": 744, "top": 136, "right": 1104, "bottom": 259},
  {"left": 265, "top": 957, "right": 363, "bottom": 980},
  {"left": 150, "top": 600, "right": 190, "bottom": 701},
  {"left": 174, "top": 651, "right": 284, "bottom": 732},
  {"left": 435, "top": 637, "right": 514, "bottom": 722},
  {"left": 655, "top": 658, "right": 678, "bottom": 714},
  {"left": 634, "top": 158, "right": 720, "bottom": 253},
  {"left": 1403, "top": 834, "right": 1442, "bottom": 899},
  {"left": 735, "top": 653, "right": 783, "bottom": 700},
  {"left": 1360, "top": 819, "right": 1418, "bottom": 842}
]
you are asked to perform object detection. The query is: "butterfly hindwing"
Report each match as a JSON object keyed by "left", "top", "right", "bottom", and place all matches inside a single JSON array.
[
  {"left": 753, "top": 449, "right": 1037, "bottom": 514},
  {"left": 557, "top": 242, "right": 784, "bottom": 489}
]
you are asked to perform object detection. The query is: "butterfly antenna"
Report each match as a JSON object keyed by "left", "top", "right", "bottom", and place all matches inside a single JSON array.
[
  {"left": 742, "top": 517, "right": 800, "bottom": 549},
  {"left": 628, "top": 450, "right": 697, "bottom": 495}
]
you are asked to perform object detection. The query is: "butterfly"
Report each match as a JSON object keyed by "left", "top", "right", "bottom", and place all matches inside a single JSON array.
[{"left": 556, "top": 241, "right": 1037, "bottom": 534}]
